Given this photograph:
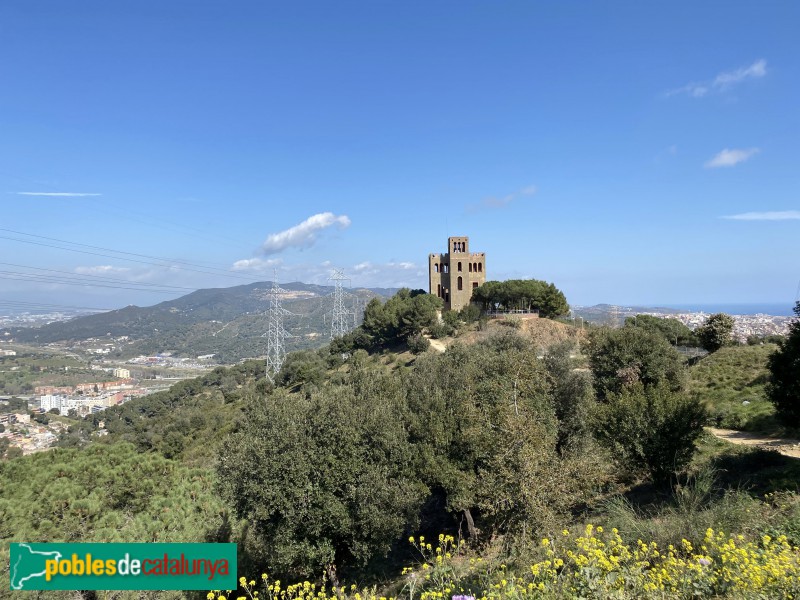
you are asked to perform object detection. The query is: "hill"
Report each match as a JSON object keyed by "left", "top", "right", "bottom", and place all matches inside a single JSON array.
[
  {"left": 688, "top": 344, "right": 778, "bottom": 432},
  {"left": 1, "top": 281, "right": 397, "bottom": 363}
]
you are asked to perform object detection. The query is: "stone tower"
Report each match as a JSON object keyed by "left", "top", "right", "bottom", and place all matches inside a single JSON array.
[{"left": 428, "top": 236, "right": 486, "bottom": 311}]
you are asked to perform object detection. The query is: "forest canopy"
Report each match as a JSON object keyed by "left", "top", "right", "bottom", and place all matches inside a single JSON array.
[{"left": 470, "top": 279, "right": 569, "bottom": 318}]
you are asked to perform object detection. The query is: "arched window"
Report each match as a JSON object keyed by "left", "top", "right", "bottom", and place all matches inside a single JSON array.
[
  {"left": 457, "top": 276, "right": 463, "bottom": 291},
  {"left": 478, "top": 263, "right": 483, "bottom": 272},
  {"left": 437, "top": 284, "right": 441, "bottom": 297},
  {"left": 434, "top": 263, "right": 439, "bottom": 273},
  {"left": 468, "top": 263, "right": 472, "bottom": 272},
  {"left": 458, "top": 261, "right": 462, "bottom": 272},
  {"left": 443, "top": 263, "right": 449, "bottom": 273}
]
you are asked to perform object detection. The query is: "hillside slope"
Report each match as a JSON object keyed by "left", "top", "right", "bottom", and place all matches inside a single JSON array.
[
  {"left": 1, "top": 281, "right": 396, "bottom": 362},
  {"left": 689, "top": 344, "right": 777, "bottom": 431}
]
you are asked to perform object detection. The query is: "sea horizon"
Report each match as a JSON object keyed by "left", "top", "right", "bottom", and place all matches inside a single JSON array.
[{"left": 660, "top": 303, "right": 796, "bottom": 317}]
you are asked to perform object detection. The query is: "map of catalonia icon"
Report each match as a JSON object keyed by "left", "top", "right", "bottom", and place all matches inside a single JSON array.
[{"left": 10, "top": 544, "right": 63, "bottom": 590}]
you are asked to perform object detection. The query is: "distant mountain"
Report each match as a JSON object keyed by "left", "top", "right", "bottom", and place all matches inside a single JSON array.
[
  {"left": 571, "top": 304, "right": 683, "bottom": 324},
  {"left": 1, "top": 281, "right": 398, "bottom": 362}
]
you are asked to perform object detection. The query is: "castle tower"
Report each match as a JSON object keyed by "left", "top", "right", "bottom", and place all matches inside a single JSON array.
[{"left": 428, "top": 236, "right": 486, "bottom": 311}]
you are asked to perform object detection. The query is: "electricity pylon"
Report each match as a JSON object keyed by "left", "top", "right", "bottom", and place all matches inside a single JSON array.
[
  {"left": 265, "top": 274, "right": 294, "bottom": 383},
  {"left": 328, "top": 269, "right": 355, "bottom": 340}
]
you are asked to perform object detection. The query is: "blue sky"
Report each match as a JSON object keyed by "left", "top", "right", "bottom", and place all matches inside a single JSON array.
[{"left": 1, "top": 1, "right": 798, "bottom": 310}]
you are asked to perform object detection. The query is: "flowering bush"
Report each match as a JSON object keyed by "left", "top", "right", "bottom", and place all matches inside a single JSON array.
[{"left": 210, "top": 526, "right": 800, "bottom": 599}]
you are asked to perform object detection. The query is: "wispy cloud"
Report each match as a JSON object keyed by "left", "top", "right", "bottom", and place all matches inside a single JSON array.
[
  {"left": 353, "top": 261, "right": 417, "bottom": 274},
  {"left": 261, "top": 212, "right": 351, "bottom": 255},
  {"left": 722, "top": 211, "right": 800, "bottom": 221},
  {"left": 231, "top": 257, "right": 283, "bottom": 271},
  {"left": 74, "top": 265, "right": 130, "bottom": 275},
  {"left": 350, "top": 260, "right": 424, "bottom": 288},
  {"left": 466, "top": 184, "right": 536, "bottom": 213},
  {"left": 705, "top": 148, "right": 760, "bottom": 168},
  {"left": 667, "top": 59, "right": 767, "bottom": 98},
  {"left": 16, "top": 192, "right": 101, "bottom": 197}
]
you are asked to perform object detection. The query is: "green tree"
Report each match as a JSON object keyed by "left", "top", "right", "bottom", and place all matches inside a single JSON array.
[
  {"left": 471, "top": 279, "right": 569, "bottom": 318},
  {"left": 592, "top": 384, "right": 707, "bottom": 484},
  {"left": 217, "top": 383, "right": 427, "bottom": 579},
  {"left": 696, "top": 313, "right": 736, "bottom": 352},
  {"left": 407, "top": 334, "right": 430, "bottom": 354},
  {"left": 277, "top": 349, "right": 327, "bottom": 388},
  {"left": 543, "top": 341, "right": 595, "bottom": 452},
  {"left": 360, "top": 289, "right": 442, "bottom": 348},
  {"left": 767, "top": 302, "right": 800, "bottom": 427},
  {"left": 625, "top": 314, "right": 698, "bottom": 347},
  {"left": 405, "top": 333, "right": 605, "bottom": 537},
  {"left": 588, "top": 326, "right": 686, "bottom": 399}
]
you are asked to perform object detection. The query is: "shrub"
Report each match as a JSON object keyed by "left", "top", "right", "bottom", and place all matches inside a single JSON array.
[
  {"left": 428, "top": 323, "right": 453, "bottom": 339},
  {"left": 458, "top": 303, "right": 481, "bottom": 324},
  {"left": 407, "top": 334, "right": 430, "bottom": 354},
  {"left": 588, "top": 326, "right": 686, "bottom": 399},
  {"left": 216, "top": 385, "right": 427, "bottom": 579},
  {"left": 499, "top": 315, "right": 522, "bottom": 329},
  {"left": 592, "top": 383, "right": 707, "bottom": 484},
  {"left": 767, "top": 302, "right": 800, "bottom": 427}
]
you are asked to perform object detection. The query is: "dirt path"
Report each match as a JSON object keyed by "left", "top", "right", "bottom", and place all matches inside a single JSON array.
[
  {"left": 427, "top": 337, "right": 447, "bottom": 353},
  {"left": 707, "top": 427, "right": 800, "bottom": 459}
]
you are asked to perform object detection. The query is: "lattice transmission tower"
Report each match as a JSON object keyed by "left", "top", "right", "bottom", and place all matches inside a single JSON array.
[
  {"left": 609, "top": 304, "right": 621, "bottom": 328},
  {"left": 328, "top": 269, "right": 356, "bottom": 340},
  {"left": 265, "top": 274, "right": 294, "bottom": 383}
]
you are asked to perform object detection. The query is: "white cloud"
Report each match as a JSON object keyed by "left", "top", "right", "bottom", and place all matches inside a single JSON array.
[
  {"left": 16, "top": 192, "right": 101, "bottom": 197},
  {"left": 350, "top": 260, "right": 423, "bottom": 282},
  {"left": 74, "top": 265, "right": 131, "bottom": 275},
  {"left": 466, "top": 184, "right": 536, "bottom": 213},
  {"left": 261, "top": 212, "right": 351, "bottom": 254},
  {"left": 231, "top": 257, "right": 283, "bottom": 271},
  {"left": 722, "top": 211, "right": 800, "bottom": 221},
  {"left": 705, "top": 148, "right": 760, "bottom": 168},
  {"left": 713, "top": 59, "right": 767, "bottom": 89},
  {"left": 389, "top": 261, "right": 416, "bottom": 270},
  {"left": 667, "top": 59, "right": 767, "bottom": 98}
]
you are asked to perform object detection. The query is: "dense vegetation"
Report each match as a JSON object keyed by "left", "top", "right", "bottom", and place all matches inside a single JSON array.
[
  {"left": 768, "top": 301, "right": 800, "bottom": 427},
  {"left": 624, "top": 314, "right": 698, "bottom": 347},
  {"left": 471, "top": 279, "right": 569, "bottom": 318},
  {"left": 56, "top": 359, "right": 267, "bottom": 460},
  {"left": 0, "top": 443, "right": 227, "bottom": 599},
  {"left": 2, "top": 293, "right": 800, "bottom": 599}
]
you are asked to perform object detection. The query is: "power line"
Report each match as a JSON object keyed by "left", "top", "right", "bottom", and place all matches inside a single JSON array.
[
  {"left": 0, "top": 228, "right": 257, "bottom": 282},
  {"left": 0, "top": 263, "right": 196, "bottom": 294}
]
